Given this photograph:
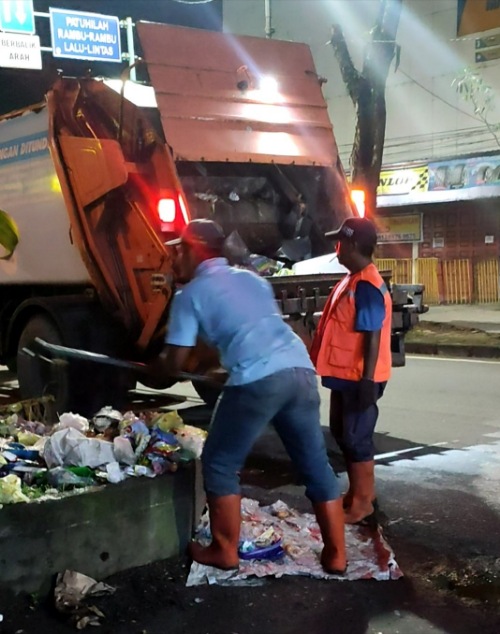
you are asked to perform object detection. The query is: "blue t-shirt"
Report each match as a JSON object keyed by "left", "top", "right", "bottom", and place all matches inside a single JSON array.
[
  {"left": 166, "top": 258, "right": 313, "bottom": 386},
  {"left": 321, "top": 280, "right": 386, "bottom": 391}
]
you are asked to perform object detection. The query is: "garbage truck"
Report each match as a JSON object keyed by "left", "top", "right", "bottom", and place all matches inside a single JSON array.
[{"left": 0, "top": 23, "right": 424, "bottom": 416}]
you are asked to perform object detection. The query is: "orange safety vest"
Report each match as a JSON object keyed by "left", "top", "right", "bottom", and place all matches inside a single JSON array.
[{"left": 311, "top": 263, "right": 392, "bottom": 382}]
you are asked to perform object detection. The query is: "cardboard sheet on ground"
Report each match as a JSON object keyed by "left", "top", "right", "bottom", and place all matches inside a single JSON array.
[{"left": 187, "top": 498, "right": 402, "bottom": 586}]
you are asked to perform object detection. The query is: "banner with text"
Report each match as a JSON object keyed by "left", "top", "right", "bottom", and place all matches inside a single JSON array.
[
  {"left": 377, "top": 214, "right": 422, "bottom": 244},
  {"left": 377, "top": 166, "right": 429, "bottom": 196}
]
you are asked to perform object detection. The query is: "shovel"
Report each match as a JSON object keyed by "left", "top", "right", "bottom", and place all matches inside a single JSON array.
[{"left": 23, "top": 338, "right": 223, "bottom": 389}]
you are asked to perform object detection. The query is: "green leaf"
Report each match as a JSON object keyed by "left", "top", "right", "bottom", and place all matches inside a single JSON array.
[{"left": 0, "top": 209, "right": 19, "bottom": 260}]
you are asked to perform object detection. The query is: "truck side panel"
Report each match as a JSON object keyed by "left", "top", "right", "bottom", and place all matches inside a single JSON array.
[{"left": 0, "top": 109, "right": 90, "bottom": 284}]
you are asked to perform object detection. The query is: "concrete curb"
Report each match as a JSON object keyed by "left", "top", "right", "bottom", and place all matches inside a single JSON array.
[
  {"left": 406, "top": 342, "right": 500, "bottom": 359},
  {"left": 0, "top": 462, "right": 204, "bottom": 597}
]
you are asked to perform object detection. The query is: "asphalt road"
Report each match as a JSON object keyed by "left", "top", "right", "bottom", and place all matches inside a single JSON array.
[
  {"left": 372, "top": 355, "right": 500, "bottom": 449},
  {"left": 3, "top": 356, "right": 500, "bottom": 633}
]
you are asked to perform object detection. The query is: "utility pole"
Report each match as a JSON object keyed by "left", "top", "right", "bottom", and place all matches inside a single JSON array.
[{"left": 264, "top": 0, "right": 275, "bottom": 38}]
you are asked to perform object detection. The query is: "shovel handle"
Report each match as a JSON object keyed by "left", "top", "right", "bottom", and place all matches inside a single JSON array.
[{"left": 28, "top": 338, "right": 223, "bottom": 389}]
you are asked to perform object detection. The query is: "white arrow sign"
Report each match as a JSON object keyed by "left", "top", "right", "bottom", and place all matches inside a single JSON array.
[
  {"left": 0, "top": 1, "right": 35, "bottom": 35},
  {"left": 3, "top": 4, "right": 12, "bottom": 24},
  {"left": 16, "top": 0, "right": 27, "bottom": 26}
]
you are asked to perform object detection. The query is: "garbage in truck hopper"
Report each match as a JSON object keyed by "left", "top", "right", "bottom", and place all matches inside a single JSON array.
[{"left": 0, "top": 405, "right": 206, "bottom": 507}]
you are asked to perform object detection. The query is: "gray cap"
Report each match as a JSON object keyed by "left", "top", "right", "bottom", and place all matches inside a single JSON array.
[
  {"left": 165, "top": 219, "right": 225, "bottom": 249},
  {"left": 325, "top": 217, "right": 378, "bottom": 249}
]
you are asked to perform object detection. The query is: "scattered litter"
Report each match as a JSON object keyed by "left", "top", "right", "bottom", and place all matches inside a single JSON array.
[
  {"left": 187, "top": 498, "right": 402, "bottom": 586},
  {"left": 54, "top": 570, "right": 115, "bottom": 629},
  {"left": 54, "top": 570, "right": 116, "bottom": 610}
]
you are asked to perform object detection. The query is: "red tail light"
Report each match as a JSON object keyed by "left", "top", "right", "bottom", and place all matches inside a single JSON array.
[
  {"left": 351, "top": 189, "right": 366, "bottom": 217},
  {"left": 158, "top": 198, "right": 176, "bottom": 223},
  {"left": 157, "top": 190, "right": 190, "bottom": 233}
]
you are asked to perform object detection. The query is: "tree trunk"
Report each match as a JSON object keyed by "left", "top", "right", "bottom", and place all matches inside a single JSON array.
[{"left": 330, "top": 0, "right": 403, "bottom": 217}]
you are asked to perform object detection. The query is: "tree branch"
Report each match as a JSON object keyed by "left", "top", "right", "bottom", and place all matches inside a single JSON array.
[
  {"left": 329, "top": 23, "right": 361, "bottom": 104},
  {"left": 329, "top": 0, "right": 403, "bottom": 216}
]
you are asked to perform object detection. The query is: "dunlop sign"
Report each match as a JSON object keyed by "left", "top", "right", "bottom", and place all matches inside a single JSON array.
[
  {"left": 377, "top": 214, "right": 423, "bottom": 244},
  {"left": 378, "top": 166, "right": 429, "bottom": 196}
]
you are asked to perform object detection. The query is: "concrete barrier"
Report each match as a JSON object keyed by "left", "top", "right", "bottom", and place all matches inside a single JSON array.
[{"left": 0, "top": 462, "right": 204, "bottom": 596}]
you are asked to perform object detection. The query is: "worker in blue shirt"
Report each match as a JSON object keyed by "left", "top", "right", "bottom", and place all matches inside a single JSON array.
[{"left": 152, "top": 219, "right": 346, "bottom": 574}]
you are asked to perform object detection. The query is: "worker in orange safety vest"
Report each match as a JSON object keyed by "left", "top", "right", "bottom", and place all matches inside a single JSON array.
[{"left": 310, "top": 217, "right": 392, "bottom": 524}]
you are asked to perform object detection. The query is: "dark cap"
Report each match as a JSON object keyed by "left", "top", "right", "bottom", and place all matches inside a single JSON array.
[
  {"left": 165, "top": 219, "right": 225, "bottom": 249},
  {"left": 325, "top": 217, "right": 378, "bottom": 249}
]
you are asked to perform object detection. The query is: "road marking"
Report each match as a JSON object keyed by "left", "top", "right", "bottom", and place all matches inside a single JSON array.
[
  {"left": 375, "top": 441, "right": 449, "bottom": 461},
  {"left": 408, "top": 355, "right": 500, "bottom": 365}
]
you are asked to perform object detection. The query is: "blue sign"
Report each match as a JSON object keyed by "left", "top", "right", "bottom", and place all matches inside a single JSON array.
[
  {"left": 0, "top": 0, "right": 35, "bottom": 35},
  {"left": 49, "top": 8, "right": 121, "bottom": 63}
]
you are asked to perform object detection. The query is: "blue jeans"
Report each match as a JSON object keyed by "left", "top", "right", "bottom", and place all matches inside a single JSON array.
[{"left": 201, "top": 367, "right": 340, "bottom": 502}]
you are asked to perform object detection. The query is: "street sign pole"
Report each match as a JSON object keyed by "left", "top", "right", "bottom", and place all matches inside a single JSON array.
[{"left": 125, "top": 17, "right": 136, "bottom": 81}]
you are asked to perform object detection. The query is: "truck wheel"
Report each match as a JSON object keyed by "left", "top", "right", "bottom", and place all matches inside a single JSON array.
[
  {"left": 17, "top": 314, "right": 132, "bottom": 420},
  {"left": 17, "top": 314, "right": 70, "bottom": 420}
]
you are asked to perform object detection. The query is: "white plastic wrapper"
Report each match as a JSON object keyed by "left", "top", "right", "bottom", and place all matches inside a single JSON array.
[
  {"left": 54, "top": 413, "right": 89, "bottom": 434},
  {"left": 175, "top": 424, "right": 207, "bottom": 459},
  {"left": 113, "top": 436, "right": 136, "bottom": 465},
  {"left": 43, "top": 428, "right": 116, "bottom": 469},
  {"left": 0, "top": 474, "right": 30, "bottom": 505}
]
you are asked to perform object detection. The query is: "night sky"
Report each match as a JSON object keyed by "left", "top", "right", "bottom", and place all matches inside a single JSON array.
[{"left": 0, "top": 0, "right": 223, "bottom": 113}]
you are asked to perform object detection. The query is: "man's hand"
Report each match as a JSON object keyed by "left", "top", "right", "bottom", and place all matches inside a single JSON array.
[
  {"left": 145, "top": 344, "right": 193, "bottom": 388},
  {"left": 358, "top": 378, "right": 378, "bottom": 410}
]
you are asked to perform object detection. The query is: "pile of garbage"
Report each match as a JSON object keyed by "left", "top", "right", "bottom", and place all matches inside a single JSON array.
[{"left": 0, "top": 406, "right": 206, "bottom": 508}]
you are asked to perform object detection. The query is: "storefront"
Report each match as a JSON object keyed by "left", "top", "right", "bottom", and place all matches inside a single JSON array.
[
  {"left": 375, "top": 154, "right": 500, "bottom": 303},
  {"left": 376, "top": 154, "right": 500, "bottom": 257}
]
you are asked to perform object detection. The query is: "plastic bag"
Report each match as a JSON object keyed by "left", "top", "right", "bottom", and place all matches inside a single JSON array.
[
  {"left": 92, "top": 406, "right": 123, "bottom": 433},
  {"left": 17, "top": 431, "right": 42, "bottom": 446},
  {"left": 174, "top": 425, "right": 207, "bottom": 459},
  {"left": 43, "top": 428, "right": 116, "bottom": 469},
  {"left": 55, "top": 413, "right": 89, "bottom": 434},
  {"left": 47, "top": 467, "right": 95, "bottom": 490},
  {"left": 106, "top": 461, "right": 126, "bottom": 484},
  {"left": 153, "top": 411, "right": 184, "bottom": 432},
  {"left": 0, "top": 474, "right": 29, "bottom": 504},
  {"left": 113, "top": 436, "right": 136, "bottom": 465}
]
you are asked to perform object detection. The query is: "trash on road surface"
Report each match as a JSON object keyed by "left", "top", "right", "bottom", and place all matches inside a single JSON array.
[
  {"left": 54, "top": 570, "right": 115, "bottom": 610},
  {"left": 54, "top": 570, "right": 115, "bottom": 629},
  {"left": 187, "top": 498, "right": 402, "bottom": 586}
]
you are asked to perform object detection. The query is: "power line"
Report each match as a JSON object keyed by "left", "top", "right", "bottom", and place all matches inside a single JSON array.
[{"left": 397, "top": 69, "right": 483, "bottom": 124}]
